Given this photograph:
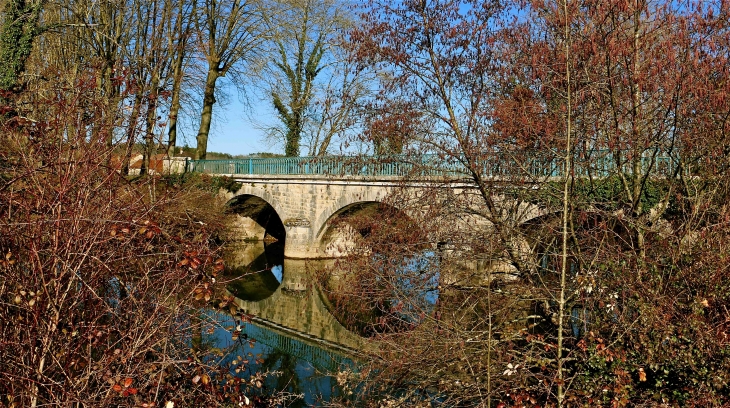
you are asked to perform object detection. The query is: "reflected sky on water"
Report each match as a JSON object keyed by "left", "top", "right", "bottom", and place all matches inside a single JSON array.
[{"left": 204, "top": 309, "right": 356, "bottom": 406}]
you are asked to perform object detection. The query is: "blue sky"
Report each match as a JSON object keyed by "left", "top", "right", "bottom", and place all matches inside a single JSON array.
[
  {"left": 201, "top": 97, "right": 275, "bottom": 156},
  {"left": 206, "top": 100, "right": 268, "bottom": 156}
]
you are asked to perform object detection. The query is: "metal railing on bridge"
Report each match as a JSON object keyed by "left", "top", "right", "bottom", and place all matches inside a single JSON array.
[
  {"left": 186, "top": 155, "right": 463, "bottom": 177},
  {"left": 186, "top": 151, "right": 680, "bottom": 179}
]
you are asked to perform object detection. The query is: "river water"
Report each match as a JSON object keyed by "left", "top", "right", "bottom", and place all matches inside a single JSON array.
[{"left": 207, "top": 241, "right": 367, "bottom": 406}]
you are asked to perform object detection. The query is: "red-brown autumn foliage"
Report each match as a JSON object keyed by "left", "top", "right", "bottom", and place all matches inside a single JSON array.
[
  {"left": 331, "top": 0, "right": 730, "bottom": 406},
  {"left": 0, "top": 72, "right": 266, "bottom": 407}
]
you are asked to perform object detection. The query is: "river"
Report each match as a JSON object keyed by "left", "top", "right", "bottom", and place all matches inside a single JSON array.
[{"left": 206, "top": 241, "right": 368, "bottom": 406}]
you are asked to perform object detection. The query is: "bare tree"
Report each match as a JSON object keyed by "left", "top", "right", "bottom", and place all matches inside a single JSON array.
[
  {"left": 303, "top": 36, "right": 370, "bottom": 156},
  {"left": 255, "top": 0, "right": 364, "bottom": 157},
  {"left": 192, "top": 0, "right": 263, "bottom": 160},
  {"left": 0, "top": 66, "right": 281, "bottom": 406},
  {"left": 119, "top": 0, "right": 186, "bottom": 174},
  {"left": 335, "top": 0, "right": 730, "bottom": 406}
]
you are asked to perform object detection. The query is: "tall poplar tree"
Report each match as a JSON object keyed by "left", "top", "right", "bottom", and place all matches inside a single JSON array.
[{"left": 261, "top": 0, "right": 354, "bottom": 157}]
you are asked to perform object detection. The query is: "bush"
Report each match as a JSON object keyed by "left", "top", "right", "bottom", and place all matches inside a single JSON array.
[{"left": 0, "top": 72, "right": 263, "bottom": 407}]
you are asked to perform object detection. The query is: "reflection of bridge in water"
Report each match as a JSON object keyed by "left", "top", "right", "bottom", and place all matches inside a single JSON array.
[{"left": 224, "top": 242, "right": 368, "bottom": 371}]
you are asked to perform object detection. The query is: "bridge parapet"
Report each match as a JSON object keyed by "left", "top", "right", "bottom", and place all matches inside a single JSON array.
[
  {"left": 188, "top": 150, "right": 680, "bottom": 179},
  {"left": 189, "top": 154, "right": 460, "bottom": 177}
]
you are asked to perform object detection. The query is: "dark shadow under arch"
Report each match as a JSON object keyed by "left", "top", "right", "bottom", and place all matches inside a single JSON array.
[
  {"left": 318, "top": 201, "right": 385, "bottom": 240},
  {"left": 227, "top": 194, "right": 286, "bottom": 242}
]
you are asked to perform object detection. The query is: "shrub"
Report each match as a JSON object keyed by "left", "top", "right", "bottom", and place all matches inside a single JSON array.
[{"left": 0, "top": 72, "right": 261, "bottom": 407}]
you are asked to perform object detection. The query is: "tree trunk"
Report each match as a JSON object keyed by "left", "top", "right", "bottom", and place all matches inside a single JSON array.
[
  {"left": 101, "top": 62, "right": 118, "bottom": 150},
  {"left": 0, "top": 0, "right": 44, "bottom": 93},
  {"left": 122, "top": 92, "right": 144, "bottom": 176},
  {"left": 557, "top": 1, "right": 573, "bottom": 405},
  {"left": 284, "top": 120, "right": 301, "bottom": 156},
  {"left": 167, "top": 55, "right": 184, "bottom": 151},
  {"left": 141, "top": 74, "right": 160, "bottom": 175},
  {"left": 196, "top": 69, "right": 218, "bottom": 160},
  {"left": 99, "top": 0, "right": 121, "bottom": 152},
  {"left": 167, "top": 0, "right": 188, "bottom": 152}
]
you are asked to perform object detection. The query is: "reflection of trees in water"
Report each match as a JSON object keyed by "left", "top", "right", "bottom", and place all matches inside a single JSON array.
[
  {"left": 191, "top": 311, "right": 220, "bottom": 353},
  {"left": 316, "top": 201, "right": 440, "bottom": 337},
  {"left": 259, "top": 349, "right": 303, "bottom": 397},
  {"left": 220, "top": 247, "right": 360, "bottom": 404},
  {"left": 252, "top": 343, "right": 338, "bottom": 407},
  {"left": 318, "top": 251, "right": 440, "bottom": 337}
]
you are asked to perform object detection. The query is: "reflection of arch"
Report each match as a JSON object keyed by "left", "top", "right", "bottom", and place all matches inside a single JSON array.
[
  {"left": 229, "top": 259, "right": 368, "bottom": 351},
  {"left": 225, "top": 242, "right": 284, "bottom": 301},
  {"left": 227, "top": 194, "right": 286, "bottom": 242}
]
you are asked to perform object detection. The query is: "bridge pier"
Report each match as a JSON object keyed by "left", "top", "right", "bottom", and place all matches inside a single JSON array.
[{"left": 283, "top": 223, "right": 320, "bottom": 259}]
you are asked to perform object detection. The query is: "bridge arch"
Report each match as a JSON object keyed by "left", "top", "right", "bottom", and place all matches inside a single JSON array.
[
  {"left": 226, "top": 194, "right": 286, "bottom": 242},
  {"left": 310, "top": 188, "right": 388, "bottom": 241},
  {"left": 222, "top": 176, "right": 551, "bottom": 259},
  {"left": 317, "top": 201, "right": 388, "bottom": 258}
]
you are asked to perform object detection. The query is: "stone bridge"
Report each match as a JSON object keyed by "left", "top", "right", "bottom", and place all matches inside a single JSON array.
[
  {"left": 196, "top": 152, "right": 676, "bottom": 259},
  {"left": 223, "top": 174, "right": 426, "bottom": 258},
  {"left": 219, "top": 174, "right": 546, "bottom": 260}
]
